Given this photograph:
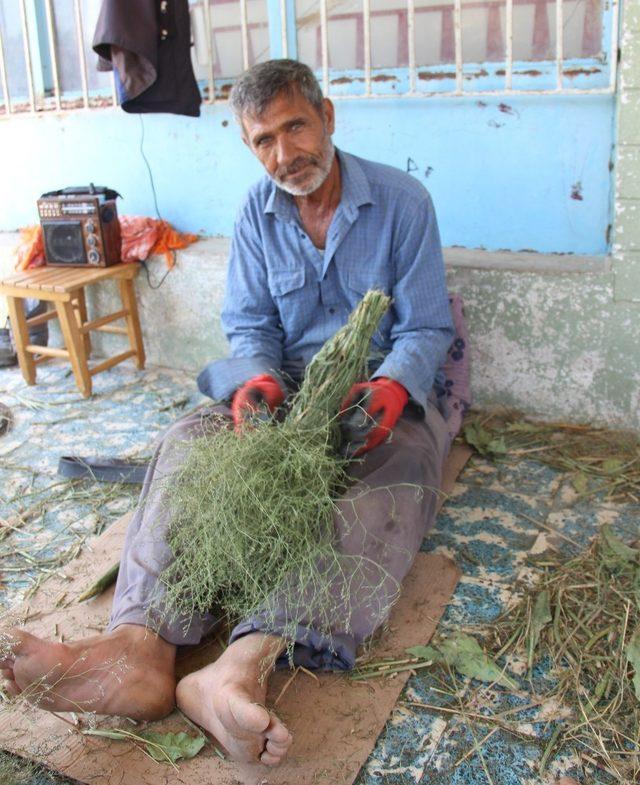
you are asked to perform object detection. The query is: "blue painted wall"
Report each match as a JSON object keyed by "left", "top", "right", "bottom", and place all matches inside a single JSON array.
[{"left": 0, "top": 92, "right": 614, "bottom": 254}]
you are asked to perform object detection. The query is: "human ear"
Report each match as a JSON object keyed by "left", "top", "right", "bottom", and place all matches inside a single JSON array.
[{"left": 323, "top": 98, "right": 335, "bottom": 134}]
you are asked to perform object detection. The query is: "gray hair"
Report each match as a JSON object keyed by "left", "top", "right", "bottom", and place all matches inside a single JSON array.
[{"left": 229, "top": 59, "right": 324, "bottom": 124}]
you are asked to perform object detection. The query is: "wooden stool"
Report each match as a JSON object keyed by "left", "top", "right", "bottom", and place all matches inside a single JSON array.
[{"left": 0, "top": 263, "right": 145, "bottom": 398}]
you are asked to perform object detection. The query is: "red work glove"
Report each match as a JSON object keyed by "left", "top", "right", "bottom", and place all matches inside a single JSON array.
[
  {"left": 231, "top": 373, "right": 285, "bottom": 429},
  {"left": 339, "top": 377, "right": 408, "bottom": 458}
]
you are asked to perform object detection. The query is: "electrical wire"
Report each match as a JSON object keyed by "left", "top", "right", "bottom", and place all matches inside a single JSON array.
[{"left": 138, "top": 115, "right": 174, "bottom": 289}]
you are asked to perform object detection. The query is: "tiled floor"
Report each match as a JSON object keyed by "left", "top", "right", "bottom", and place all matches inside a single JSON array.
[{"left": 1, "top": 361, "right": 634, "bottom": 784}]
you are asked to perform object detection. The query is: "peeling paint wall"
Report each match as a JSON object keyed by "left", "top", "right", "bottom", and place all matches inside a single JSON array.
[{"left": 0, "top": 92, "right": 614, "bottom": 254}]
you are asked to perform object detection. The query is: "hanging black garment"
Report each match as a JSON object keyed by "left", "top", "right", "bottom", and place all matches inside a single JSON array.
[{"left": 93, "top": 0, "right": 201, "bottom": 117}]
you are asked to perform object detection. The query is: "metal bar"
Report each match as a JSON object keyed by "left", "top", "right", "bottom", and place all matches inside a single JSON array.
[
  {"left": 505, "top": 0, "right": 513, "bottom": 90},
  {"left": 320, "top": 0, "right": 329, "bottom": 94},
  {"left": 407, "top": 0, "right": 416, "bottom": 93},
  {"left": 0, "top": 26, "right": 11, "bottom": 115},
  {"left": 18, "top": 0, "right": 36, "bottom": 111},
  {"left": 202, "top": 0, "right": 215, "bottom": 103},
  {"left": 454, "top": 0, "right": 463, "bottom": 94},
  {"left": 111, "top": 70, "right": 118, "bottom": 106},
  {"left": 363, "top": 0, "right": 371, "bottom": 95},
  {"left": 280, "top": 0, "right": 288, "bottom": 57},
  {"left": 555, "top": 0, "right": 563, "bottom": 89},
  {"left": 240, "top": 0, "right": 250, "bottom": 70},
  {"left": 73, "top": 0, "right": 89, "bottom": 108},
  {"left": 43, "top": 0, "right": 61, "bottom": 111}
]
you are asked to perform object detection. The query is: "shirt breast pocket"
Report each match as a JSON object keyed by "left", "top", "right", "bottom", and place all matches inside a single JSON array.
[{"left": 269, "top": 267, "right": 311, "bottom": 342}]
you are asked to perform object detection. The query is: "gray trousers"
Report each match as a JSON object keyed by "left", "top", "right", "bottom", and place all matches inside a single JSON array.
[{"left": 109, "top": 400, "right": 450, "bottom": 669}]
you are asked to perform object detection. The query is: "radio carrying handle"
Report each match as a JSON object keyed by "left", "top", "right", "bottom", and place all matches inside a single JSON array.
[{"left": 40, "top": 184, "right": 122, "bottom": 200}]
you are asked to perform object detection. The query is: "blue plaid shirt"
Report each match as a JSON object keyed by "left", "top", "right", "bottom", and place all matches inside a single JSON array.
[{"left": 197, "top": 149, "right": 454, "bottom": 410}]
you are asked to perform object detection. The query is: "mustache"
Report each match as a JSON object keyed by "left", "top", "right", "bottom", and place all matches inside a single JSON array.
[{"left": 276, "top": 156, "right": 318, "bottom": 179}]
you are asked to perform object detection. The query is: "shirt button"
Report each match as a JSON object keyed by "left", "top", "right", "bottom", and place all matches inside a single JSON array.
[{"left": 328, "top": 307, "right": 335, "bottom": 314}]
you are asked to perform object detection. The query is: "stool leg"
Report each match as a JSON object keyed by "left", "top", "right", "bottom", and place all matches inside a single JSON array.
[
  {"left": 74, "top": 289, "right": 91, "bottom": 357},
  {"left": 58, "top": 300, "right": 92, "bottom": 397},
  {"left": 118, "top": 278, "right": 145, "bottom": 370},
  {"left": 6, "top": 296, "right": 36, "bottom": 385}
]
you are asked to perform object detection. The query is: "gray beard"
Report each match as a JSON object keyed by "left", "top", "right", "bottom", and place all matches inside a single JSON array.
[{"left": 273, "top": 139, "right": 335, "bottom": 197}]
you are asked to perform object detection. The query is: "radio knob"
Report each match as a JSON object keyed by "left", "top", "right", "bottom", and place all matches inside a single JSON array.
[
  {"left": 86, "top": 220, "right": 95, "bottom": 233},
  {"left": 88, "top": 250, "right": 100, "bottom": 264},
  {"left": 87, "top": 234, "right": 97, "bottom": 247}
]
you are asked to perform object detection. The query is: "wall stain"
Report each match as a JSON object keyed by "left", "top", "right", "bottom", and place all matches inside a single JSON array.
[
  {"left": 564, "top": 67, "right": 602, "bottom": 78},
  {"left": 498, "top": 103, "right": 516, "bottom": 116},
  {"left": 418, "top": 71, "right": 456, "bottom": 81},
  {"left": 488, "top": 119, "right": 505, "bottom": 128},
  {"left": 476, "top": 100, "right": 488, "bottom": 108},
  {"left": 222, "top": 120, "right": 229, "bottom": 127},
  {"left": 606, "top": 223, "right": 612, "bottom": 244},
  {"left": 571, "top": 181, "right": 584, "bottom": 201},
  {"left": 496, "top": 69, "right": 542, "bottom": 77}
]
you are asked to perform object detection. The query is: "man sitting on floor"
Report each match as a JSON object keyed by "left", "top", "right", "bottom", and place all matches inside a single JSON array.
[{"left": 0, "top": 59, "right": 454, "bottom": 768}]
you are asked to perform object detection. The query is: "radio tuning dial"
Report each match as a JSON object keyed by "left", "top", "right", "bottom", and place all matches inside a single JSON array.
[
  {"left": 88, "top": 250, "right": 100, "bottom": 264},
  {"left": 87, "top": 234, "right": 97, "bottom": 247},
  {"left": 86, "top": 220, "right": 95, "bottom": 233}
]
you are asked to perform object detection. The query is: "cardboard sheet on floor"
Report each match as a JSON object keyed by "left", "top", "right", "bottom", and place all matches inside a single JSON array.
[{"left": 0, "top": 444, "right": 471, "bottom": 785}]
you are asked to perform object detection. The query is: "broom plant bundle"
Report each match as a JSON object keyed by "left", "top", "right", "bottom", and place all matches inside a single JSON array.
[{"left": 152, "top": 291, "right": 392, "bottom": 653}]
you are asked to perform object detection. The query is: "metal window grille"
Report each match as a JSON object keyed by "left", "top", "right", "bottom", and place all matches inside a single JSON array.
[{"left": 0, "top": 0, "right": 619, "bottom": 116}]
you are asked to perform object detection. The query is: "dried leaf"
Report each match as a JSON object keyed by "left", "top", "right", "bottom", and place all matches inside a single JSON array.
[
  {"left": 626, "top": 626, "right": 640, "bottom": 701},
  {"left": 138, "top": 731, "right": 207, "bottom": 763},
  {"left": 601, "top": 524, "right": 639, "bottom": 564},
  {"left": 527, "top": 589, "right": 552, "bottom": 670},
  {"left": 434, "top": 633, "right": 517, "bottom": 689},
  {"left": 464, "top": 423, "right": 507, "bottom": 458}
]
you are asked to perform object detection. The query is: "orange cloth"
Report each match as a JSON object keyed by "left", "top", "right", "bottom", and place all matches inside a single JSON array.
[
  {"left": 13, "top": 217, "right": 198, "bottom": 271},
  {"left": 14, "top": 225, "right": 46, "bottom": 271}
]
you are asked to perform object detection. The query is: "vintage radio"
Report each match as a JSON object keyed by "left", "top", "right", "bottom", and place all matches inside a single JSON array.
[{"left": 38, "top": 185, "right": 122, "bottom": 267}]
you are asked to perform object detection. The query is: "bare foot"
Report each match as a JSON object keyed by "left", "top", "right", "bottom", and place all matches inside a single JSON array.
[
  {"left": 0, "top": 624, "right": 176, "bottom": 719},
  {"left": 176, "top": 633, "right": 292, "bottom": 766}
]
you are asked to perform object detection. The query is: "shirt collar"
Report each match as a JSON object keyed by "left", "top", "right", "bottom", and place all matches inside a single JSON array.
[{"left": 263, "top": 147, "right": 374, "bottom": 221}]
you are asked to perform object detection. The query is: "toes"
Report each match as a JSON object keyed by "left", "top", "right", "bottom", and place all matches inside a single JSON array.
[
  {"left": 265, "top": 736, "right": 292, "bottom": 756},
  {"left": 260, "top": 751, "right": 285, "bottom": 767},
  {"left": 227, "top": 692, "right": 271, "bottom": 735},
  {"left": 0, "top": 629, "right": 33, "bottom": 658},
  {"left": 2, "top": 679, "right": 21, "bottom": 698},
  {"left": 265, "top": 715, "right": 291, "bottom": 745}
]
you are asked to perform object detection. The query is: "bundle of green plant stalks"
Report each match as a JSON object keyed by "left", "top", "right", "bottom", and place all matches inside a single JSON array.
[
  {"left": 488, "top": 524, "right": 640, "bottom": 782},
  {"left": 153, "top": 291, "right": 392, "bottom": 655}
]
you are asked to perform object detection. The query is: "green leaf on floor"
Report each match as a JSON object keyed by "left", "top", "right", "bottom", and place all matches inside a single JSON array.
[
  {"left": 602, "top": 458, "right": 625, "bottom": 474},
  {"left": 405, "top": 644, "right": 442, "bottom": 662},
  {"left": 463, "top": 422, "right": 507, "bottom": 458},
  {"left": 408, "top": 633, "right": 517, "bottom": 689},
  {"left": 82, "top": 727, "right": 207, "bottom": 765},
  {"left": 527, "top": 589, "right": 552, "bottom": 671},
  {"left": 138, "top": 731, "right": 207, "bottom": 763},
  {"left": 626, "top": 626, "right": 640, "bottom": 701},
  {"left": 601, "top": 524, "right": 639, "bottom": 564},
  {"left": 571, "top": 472, "right": 589, "bottom": 494}
]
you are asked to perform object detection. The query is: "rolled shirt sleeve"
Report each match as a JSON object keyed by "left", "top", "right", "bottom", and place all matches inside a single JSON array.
[
  {"left": 197, "top": 210, "right": 285, "bottom": 401},
  {"left": 372, "top": 195, "right": 454, "bottom": 410}
]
